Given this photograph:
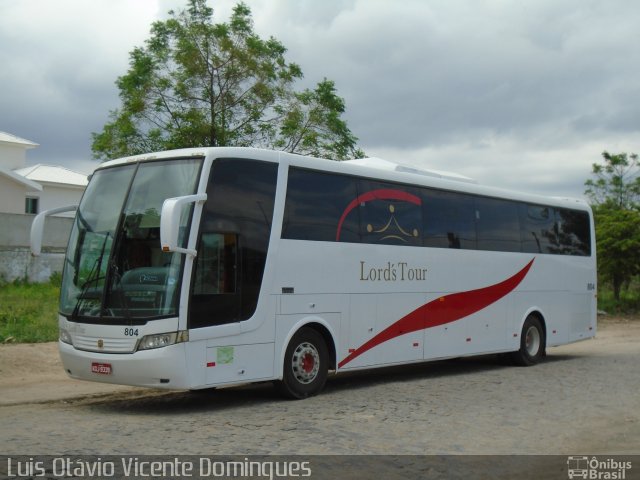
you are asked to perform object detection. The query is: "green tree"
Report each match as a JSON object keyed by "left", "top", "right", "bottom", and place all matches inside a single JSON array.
[
  {"left": 275, "top": 79, "right": 364, "bottom": 160},
  {"left": 594, "top": 208, "right": 640, "bottom": 301},
  {"left": 585, "top": 151, "right": 640, "bottom": 209},
  {"left": 92, "top": 0, "right": 363, "bottom": 160},
  {"left": 585, "top": 151, "right": 640, "bottom": 302}
]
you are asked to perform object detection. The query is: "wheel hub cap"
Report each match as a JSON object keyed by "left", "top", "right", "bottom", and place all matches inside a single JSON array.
[
  {"left": 525, "top": 326, "right": 541, "bottom": 356},
  {"left": 292, "top": 342, "right": 320, "bottom": 384}
]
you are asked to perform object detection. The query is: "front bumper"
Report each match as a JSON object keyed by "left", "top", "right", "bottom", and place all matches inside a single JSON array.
[{"left": 59, "top": 341, "right": 190, "bottom": 389}]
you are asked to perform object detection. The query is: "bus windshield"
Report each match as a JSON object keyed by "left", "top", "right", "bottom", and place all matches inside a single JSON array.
[{"left": 60, "top": 158, "right": 203, "bottom": 323}]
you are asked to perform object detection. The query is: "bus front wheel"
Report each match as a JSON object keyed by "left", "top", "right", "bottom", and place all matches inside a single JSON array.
[
  {"left": 276, "top": 327, "right": 328, "bottom": 399},
  {"left": 512, "top": 315, "right": 546, "bottom": 366}
]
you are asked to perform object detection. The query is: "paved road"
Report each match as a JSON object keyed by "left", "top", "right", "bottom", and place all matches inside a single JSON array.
[{"left": 1, "top": 319, "right": 639, "bottom": 456}]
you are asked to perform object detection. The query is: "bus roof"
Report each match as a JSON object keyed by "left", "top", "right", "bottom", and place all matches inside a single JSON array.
[
  {"left": 97, "top": 147, "right": 591, "bottom": 212},
  {"left": 344, "top": 157, "right": 478, "bottom": 184}
]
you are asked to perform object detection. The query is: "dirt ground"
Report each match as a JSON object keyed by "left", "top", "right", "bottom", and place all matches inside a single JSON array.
[{"left": 0, "top": 339, "right": 142, "bottom": 405}]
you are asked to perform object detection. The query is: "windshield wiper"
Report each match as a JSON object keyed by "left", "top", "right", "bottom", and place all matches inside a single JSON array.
[{"left": 71, "top": 232, "right": 111, "bottom": 320}]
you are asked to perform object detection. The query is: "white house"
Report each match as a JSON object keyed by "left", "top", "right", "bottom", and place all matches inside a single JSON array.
[
  {"left": 14, "top": 164, "right": 88, "bottom": 217},
  {"left": 0, "top": 132, "right": 43, "bottom": 214},
  {"left": 0, "top": 131, "right": 89, "bottom": 281},
  {"left": 0, "top": 131, "right": 88, "bottom": 215}
]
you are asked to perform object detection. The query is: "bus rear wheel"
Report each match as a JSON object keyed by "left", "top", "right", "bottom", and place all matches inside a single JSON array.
[
  {"left": 276, "top": 327, "right": 328, "bottom": 399},
  {"left": 512, "top": 315, "right": 546, "bottom": 366}
]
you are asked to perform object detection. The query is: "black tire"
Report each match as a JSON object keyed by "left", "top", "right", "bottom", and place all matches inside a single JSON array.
[
  {"left": 276, "top": 327, "right": 328, "bottom": 399},
  {"left": 511, "top": 315, "right": 546, "bottom": 366}
]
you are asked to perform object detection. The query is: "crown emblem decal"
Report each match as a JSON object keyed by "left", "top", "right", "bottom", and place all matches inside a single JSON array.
[
  {"left": 337, "top": 188, "right": 422, "bottom": 243},
  {"left": 366, "top": 204, "right": 419, "bottom": 243}
]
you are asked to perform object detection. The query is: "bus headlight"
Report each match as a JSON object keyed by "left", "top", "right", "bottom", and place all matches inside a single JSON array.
[
  {"left": 137, "top": 331, "right": 188, "bottom": 351},
  {"left": 59, "top": 328, "right": 72, "bottom": 345}
]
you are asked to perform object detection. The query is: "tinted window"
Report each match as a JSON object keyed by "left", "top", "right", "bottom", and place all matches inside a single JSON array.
[
  {"left": 476, "top": 197, "right": 521, "bottom": 252},
  {"left": 282, "top": 167, "right": 591, "bottom": 257},
  {"left": 190, "top": 159, "right": 278, "bottom": 328},
  {"left": 423, "top": 189, "right": 476, "bottom": 249},
  {"left": 282, "top": 168, "right": 359, "bottom": 242},
  {"left": 556, "top": 208, "right": 591, "bottom": 256},
  {"left": 193, "top": 233, "right": 237, "bottom": 295},
  {"left": 520, "top": 204, "right": 559, "bottom": 254},
  {"left": 357, "top": 179, "right": 422, "bottom": 246}
]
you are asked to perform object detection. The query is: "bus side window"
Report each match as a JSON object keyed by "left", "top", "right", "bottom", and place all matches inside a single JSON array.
[
  {"left": 475, "top": 197, "right": 521, "bottom": 252},
  {"left": 556, "top": 208, "right": 591, "bottom": 256},
  {"left": 193, "top": 233, "right": 237, "bottom": 295},
  {"left": 423, "top": 189, "right": 476, "bottom": 250},
  {"left": 282, "top": 168, "right": 359, "bottom": 243},
  {"left": 520, "top": 204, "right": 558, "bottom": 254}
]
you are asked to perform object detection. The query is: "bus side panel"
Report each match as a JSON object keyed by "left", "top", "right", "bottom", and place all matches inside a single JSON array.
[
  {"left": 375, "top": 293, "right": 424, "bottom": 365},
  {"left": 463, "top": 299, "right": 509, "bottom": 354},
  {"left": 567, "top": 258, "right": 598, "bottom": 343},
  {"left": 424, "top": 318, "right": 467, "bottom": 360},
  {"left": 423, "top": 297, "right": 510, "bottom": 360},
  {"left": 185, "top": 339, "right": 207, "bottom": 388},
  {"left": 569, "top": 293, "right": 595, "bottom": 342},
  {"left": 204, "top": 342, "right": 274, "bottom": 386},
  {"left": 345, "top": 294, "right": 378, "bottom": 368},
  {"left": 343, "top": 293, "right": 424, "bottom": 368}
]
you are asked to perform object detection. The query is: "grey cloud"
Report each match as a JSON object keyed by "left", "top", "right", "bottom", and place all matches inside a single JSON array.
[{"left": 1, "top": 0, "right": 639, "bottom": 197}]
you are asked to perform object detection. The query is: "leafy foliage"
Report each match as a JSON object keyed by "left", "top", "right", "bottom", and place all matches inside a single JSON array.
[
  {"left": 594, "top": 207, "right": 640, "bottom": 301},
  {"left": 275, "top": 79, "right": 365, "bottom": 160},
  {"left": 92, "top": 0, "right": 363, "bottom": 160},
  {"left": 585, "top": 151, "right": 640, "bottom": 302},
  {"left": 585, "top": 151, "right": 640, "bottom": 209}
]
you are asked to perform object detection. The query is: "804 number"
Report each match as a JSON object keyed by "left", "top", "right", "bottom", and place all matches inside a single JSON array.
[{"left": 124, "top": 328, "right": 139, "bottom": 337}]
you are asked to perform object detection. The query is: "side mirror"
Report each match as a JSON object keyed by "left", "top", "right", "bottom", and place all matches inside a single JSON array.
[
  {"left": 160, "top": 193, "right": 207, "bottom": 257},
  {"left": 30, "top": 205, "right": 78, "bottom": 256}
]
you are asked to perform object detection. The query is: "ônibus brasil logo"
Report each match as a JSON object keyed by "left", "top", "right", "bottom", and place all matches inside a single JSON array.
[{"left": 567, "top": 456, "right": 632, "bottom": 479}]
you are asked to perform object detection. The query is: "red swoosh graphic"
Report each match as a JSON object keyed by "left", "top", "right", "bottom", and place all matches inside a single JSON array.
[
  {"left": 338, "top": 258, "right": 535, "bottom": 368},
  {"left": 336, "top": 189, "right": 422, "bottom": 241}
]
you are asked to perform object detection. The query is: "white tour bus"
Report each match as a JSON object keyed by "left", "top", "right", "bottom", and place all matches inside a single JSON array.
[{"left": 31, "top": 147, "right": 596, "bottom": 399}]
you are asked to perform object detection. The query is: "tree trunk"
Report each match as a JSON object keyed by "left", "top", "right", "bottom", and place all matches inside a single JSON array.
[{"left": 612, "top": 274, "right": 623, "bottom": 301}]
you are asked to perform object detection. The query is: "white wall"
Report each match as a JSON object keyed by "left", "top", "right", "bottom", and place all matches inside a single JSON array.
[
  {"left": 0, "top": 143, "right": 27, "bottom": 170},
  {"left": 0, "top": 176, "right": 28, "bottom": 214},
  {"left": 35, "top": 183, "right": 85, "bottom": 216},
  {"left": 0, "top": 212, "right": 72, "bottom": 282}
]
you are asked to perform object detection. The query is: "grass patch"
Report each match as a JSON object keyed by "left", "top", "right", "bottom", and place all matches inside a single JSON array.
[
  {"left": 597, "top": 278, "right": 640, "bottom": 314},
  {"left": 598, "top": 288, "right": 640, "bottom": 315},
  {"left": 0, "top": 274, "right": 60, "bottom": 343}
]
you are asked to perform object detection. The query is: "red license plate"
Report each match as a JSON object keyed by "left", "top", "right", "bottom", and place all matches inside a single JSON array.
[{"left": 91, "top": 362, "right": 112, "bottom": 375}]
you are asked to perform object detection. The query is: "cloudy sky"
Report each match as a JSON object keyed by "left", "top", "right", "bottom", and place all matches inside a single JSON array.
[{"left": 1, "top": 0, "right": 639, "bottom": 198}]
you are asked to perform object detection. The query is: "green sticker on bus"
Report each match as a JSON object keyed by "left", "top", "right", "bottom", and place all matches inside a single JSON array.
[{"left": 217, "top": 346, "right": 234, "bottom": 364}]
